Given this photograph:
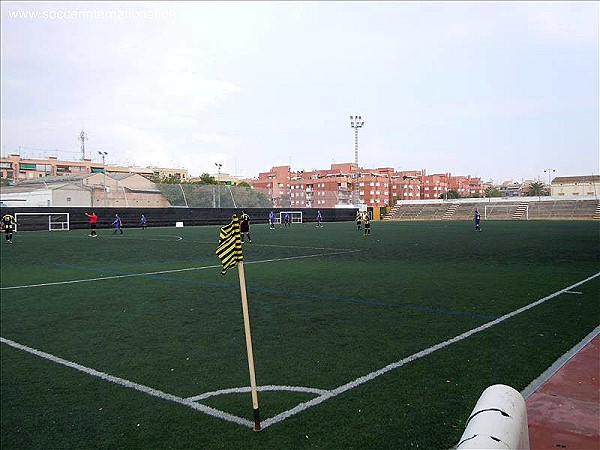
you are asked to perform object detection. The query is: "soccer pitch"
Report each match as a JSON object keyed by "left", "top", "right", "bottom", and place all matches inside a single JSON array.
[{"left": 1, "top": 220, "right": 599, "bottom": 449}]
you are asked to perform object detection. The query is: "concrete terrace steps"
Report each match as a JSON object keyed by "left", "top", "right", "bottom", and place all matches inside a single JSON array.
[
  {"left": 512, "top": 202, "right": 529, "bottom": 220},
  {"left": 593, "top": 202, "right": 600, "bottom": 220},
  {"left": 383, "top": 199, "right": 598, "bottom": 221},
  {"left": 442, "top": 203, "right": 459, "bottom": 220}
]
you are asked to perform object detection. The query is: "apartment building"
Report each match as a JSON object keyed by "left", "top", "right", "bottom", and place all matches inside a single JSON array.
[
  {"left": 551, "top": 175, "right": 600, "bottom": 197},
  {"left": 251, "top": 164, "right": 484, "bottom": 207},
  {"left": 0, "top": 154, "right": 188, "bottom": 183}
]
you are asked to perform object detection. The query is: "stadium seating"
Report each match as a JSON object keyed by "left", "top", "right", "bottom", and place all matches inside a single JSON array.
[{"left": 384, "top": 199, "right": 599, "bottom": 221}]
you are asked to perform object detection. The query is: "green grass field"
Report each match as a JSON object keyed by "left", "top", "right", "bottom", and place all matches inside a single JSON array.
[{"left": 1, "top": 219, "right": 599, "bottom": 449}]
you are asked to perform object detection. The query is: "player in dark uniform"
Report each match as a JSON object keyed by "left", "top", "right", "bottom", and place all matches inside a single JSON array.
[
  {"left": 363, "top": 214, "right": 371, "bottom": 236},
  {"left": 240, "top": 210, "right": 251, "bottom": 243},
  {"left": 474, "top": 209, "right": 482, "bottom": 232},
  {"left": 316, "top": 210, "right": 323, "bottom": 227},
  {"left": 2, "top": 212, "right": 17, "bottom": 244},
  {"left": 111, "top": 214, "right": 124, "bottom": 234},
  {"left": 269, "top": 211, "right": 276, "bottom": 230}
]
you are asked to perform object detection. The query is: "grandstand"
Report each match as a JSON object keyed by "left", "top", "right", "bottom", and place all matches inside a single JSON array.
[{"left": 384, "top": 198, "right": 600, "bottom": 221}]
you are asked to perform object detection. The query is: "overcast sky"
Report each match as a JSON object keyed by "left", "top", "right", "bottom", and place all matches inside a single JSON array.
[{"left": 1, "top": 1, "right": 598, "bottom": 182}]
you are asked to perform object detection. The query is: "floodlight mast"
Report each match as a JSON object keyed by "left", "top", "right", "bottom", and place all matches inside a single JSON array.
[
  {"left": 543, "top": 168, "right": 555, "bottom": 190},
  {"left": 98, "top": 151, "right": 108, "bottom": 206},
  {"left": 350, "top": 115, "right": 365, "bottom": 206},
  {"left": 215, "top": 163, "right": 223, "bottom": 208}
]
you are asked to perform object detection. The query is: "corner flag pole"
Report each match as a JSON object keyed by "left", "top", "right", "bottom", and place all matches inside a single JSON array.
[{"left": 237, "top": 260, "right": 261, "bottom": 431}]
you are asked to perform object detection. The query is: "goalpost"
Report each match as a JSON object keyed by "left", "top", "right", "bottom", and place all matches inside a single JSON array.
[
  {"left": 15, "top": 213, "right": 70, "bottom": 232},
  {"left": 278, "top": 211, "right": 303, "bottom": 224}
]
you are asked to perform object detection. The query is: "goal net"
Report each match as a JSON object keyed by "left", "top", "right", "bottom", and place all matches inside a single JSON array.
[
  {"left": 278, "top": 211, "right": 303, "bottom": 224},
  {"left": 15, "top": 213, "right": 70, "bottom": 231}
]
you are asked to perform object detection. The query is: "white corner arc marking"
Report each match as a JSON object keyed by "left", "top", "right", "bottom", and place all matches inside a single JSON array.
[{"left": 2, "top": 272, "right": 598, "bottom": 430}]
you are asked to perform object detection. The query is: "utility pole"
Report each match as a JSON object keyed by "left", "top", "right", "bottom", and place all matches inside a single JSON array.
[{"left": 350, "top": 115, "right": 365, "bottom": 206}]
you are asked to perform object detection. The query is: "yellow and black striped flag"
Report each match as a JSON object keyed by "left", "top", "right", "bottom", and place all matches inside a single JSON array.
[{"left": 216, "top": 215, "right": 243, "bottom": 276}]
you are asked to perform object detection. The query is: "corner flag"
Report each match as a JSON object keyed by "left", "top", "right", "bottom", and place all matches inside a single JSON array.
[
  {"left": 216, "top": 215, "right": 243, "bottom": 276},
  {"left": 215, "top": 215, "right": 261, "bottom": 431}
]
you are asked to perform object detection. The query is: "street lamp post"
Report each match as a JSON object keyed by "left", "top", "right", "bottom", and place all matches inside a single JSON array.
[
  {"left": 543, "top": 168, "right": 555, "bottom": 196},
  {"left": 98, "top": 151, "right": 108, "bottom": 207},
  {"left": 215, "top": 163, "right": 222, "bottom": 208},
  {"left": 350, "top": 115, "right": 365, "bottom": 206}
]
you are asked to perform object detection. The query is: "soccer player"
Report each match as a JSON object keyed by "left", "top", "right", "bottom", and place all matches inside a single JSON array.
[
  {"left": 140, "top": 214, "right": 147, "bottom": 229},
  {"left": 363, "top": 214, "right": 371, "bottom": 236},
  {"left": 316, "top": 210, "right": 323, "bottom": 227},
  {"left": 2, "top": 212, "right": 17, "bottom": 244},
  {"left": 355, "top": 211, "right": 362, "bottom": 231},
  {"left": 283, "top": 212, "right": 291, "bottom": 227},
  {"left": 269, "top": 211, "right": 276, "bottom": 230},
  {"left": 111, "top": 213, "right": 124, "bottom": 234},
  {"left": 474, "top": 209, "right": 482, "bottom": 232},
  {"left": 240, "top": 210, "right": 251, "bottom": 243},
  {"left": 85, "top": 211, "right": 98, "bottom": 237}
]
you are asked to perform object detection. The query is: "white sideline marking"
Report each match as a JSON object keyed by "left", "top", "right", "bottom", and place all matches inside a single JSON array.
[
  {"left": 260, "top": 271, "right": 600, "bottom": 429},
  {"left": 117, "top": 235, "right": 184, "bottom": 242},
  {"left": 0, "top": 249, "right": 360, "bottom": 291},
  {"left": 3, "top": 272, "right": 597, "bottom": 430},
  {"left": 564, "top": 290, "right": 583, "bottom": 294},
  {"left": 0, "top": 337, "right": 253, "bottom": 428}
]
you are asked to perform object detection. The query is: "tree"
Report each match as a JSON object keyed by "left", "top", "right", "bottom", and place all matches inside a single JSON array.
[
  {"left": 527, "top": 181, "right": 548, "bottom": 197},
  {"left": 237, "top": 181, "right": 251, "bottom": 187},
  {"left": 485, "top": 186, "right": 503, "bottom": 198},
  {"left": 196, "top": 173, "right": 217, "bottom": 185},
  {"left": 150, "top": 173, "right": 181, "bottom": 184},
  {"left": 439, "top": 190, "right": 460, "bottom": 199}
]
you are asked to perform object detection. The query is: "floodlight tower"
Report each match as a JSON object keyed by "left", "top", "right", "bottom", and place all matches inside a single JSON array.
[
  {"left": 79, "top": 129, "right": 88, "bottom": 160},
  {"left": 350, "top": 115, "right": 365, "bottom": 205},
  {"left": 99, "top": 151, "right": 108, "bottom": 206},
  {"left": 544, "top": 168, "right": 555, "bottom": 195},
  {"left": 215, "top": 163, "right": 222, "bottom": 208}
]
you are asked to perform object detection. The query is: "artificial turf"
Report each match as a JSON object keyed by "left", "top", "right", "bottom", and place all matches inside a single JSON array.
[{"left": 1, "top": 219, "right": 598, "bottom": 449}]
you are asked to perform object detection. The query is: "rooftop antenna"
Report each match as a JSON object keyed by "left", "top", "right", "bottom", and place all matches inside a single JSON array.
[{"left": 79, "top": 129, "right": 88, "bottom": 161}]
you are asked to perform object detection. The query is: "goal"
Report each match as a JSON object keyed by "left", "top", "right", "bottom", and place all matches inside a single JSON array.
[
  {"left": 278, "top": 211, "right": 303, "bottom": 224},
  {"left": 15, "top": 212, "right": 70, "bottom": 232}
]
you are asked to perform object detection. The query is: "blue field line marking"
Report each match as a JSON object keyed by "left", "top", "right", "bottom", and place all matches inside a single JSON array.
[
  {"left": 50, "top": 263, "right": 497, "bottom": 319},
  {"left": 2, "top": 272, "right": 599, "bottom": 431},
  {"left": 33, "top": 262, "right": 498, "bottom": 320}
]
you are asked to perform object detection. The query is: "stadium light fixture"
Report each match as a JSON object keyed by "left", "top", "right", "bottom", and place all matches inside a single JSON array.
[
  {"left": 215, "top": 163, "right": 223, "bottom": 208},
  {"left": 99, "top": 151, "right": 108, "bottom": 207},
  {"left": 543, "top": 168, "right": 555, "bottom": 187},
  {"left": 350, "top": 115, "right": 365, "bottom": 206}
]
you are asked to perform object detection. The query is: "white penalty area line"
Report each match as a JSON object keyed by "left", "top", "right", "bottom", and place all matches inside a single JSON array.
[
  {"left": 0, "top": 249, "right": 361, "bottom": 291},
  {"left": 0, "top": 337, "right": 254, "bottom": 428}
]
